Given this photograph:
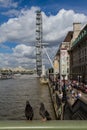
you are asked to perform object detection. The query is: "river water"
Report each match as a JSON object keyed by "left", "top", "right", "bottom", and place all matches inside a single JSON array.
[{"left": 0, "top": 75, "right": 55, "bottom": 120}]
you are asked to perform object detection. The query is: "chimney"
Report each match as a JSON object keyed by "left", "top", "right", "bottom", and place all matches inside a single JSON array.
[{"left": 72, "top": 23, "right": 81, "bottom": 43}]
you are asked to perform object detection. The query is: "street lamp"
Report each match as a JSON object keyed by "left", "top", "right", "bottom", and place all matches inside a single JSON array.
[
  {"left": 70, "top": 75, "right": 72, "bottom": 81},
  {"left": 62, "top": 74, "right": 67, "bottom": 102},
  {"left": 78, "top": 75, "right": 82, "bottom": 85},
  {"left": 80, "top": 76, "right": 82, "bottom": 84}
]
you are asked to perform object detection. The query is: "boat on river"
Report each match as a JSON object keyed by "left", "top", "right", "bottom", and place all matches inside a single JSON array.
[
  {"left": 40, "top": 77, "right": 49, "bottom": 84},
  {"left": 40, "top": 65, "right": 49, "bottom": 85},
  {"left": 0, "top": 73, "right": 13, "bottom": 80}
]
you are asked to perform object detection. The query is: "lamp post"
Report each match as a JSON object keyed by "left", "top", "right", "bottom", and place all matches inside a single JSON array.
[
  {"left": 80, "top": 76, "right": 82, "bottom": 84},
  {"left": 70, "top": 75, "right": 72, "bottom": 81},
  {"left": 78, "top": 75, "right": 82, "bottom": 85},
  {"left": 62, "top": 74, "right": 67, "bottom": 102}
]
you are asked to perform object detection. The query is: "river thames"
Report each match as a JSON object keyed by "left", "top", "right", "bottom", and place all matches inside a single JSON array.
[{"left": 0, "top": 75, "right": 55, "bottom": 120}]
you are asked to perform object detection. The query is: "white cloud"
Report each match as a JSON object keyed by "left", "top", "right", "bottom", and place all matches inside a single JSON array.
[
  {"left": 0, "top": 7, "right": 39, "bottom": 45},
  {"left": 0, "top": 43, "right": 55, "bottom": 68},
  {"left": 0, "top": 8, "right": 87, "bottom": 46},
  {"left": 43, "top": 9, "right": 87, "bottom": 42},
  {"left": 0, "top": 8, "right": 87, "bottom": 68},
  {"left": 13, "top": 44, "right": 35, "bottom": 57},
  {"left": 0, "top": 44, "right": 36, "bottom": 68},
  {"left": 12, "top": 44, "right": 36, "bottom": 68},
  {"left": 1, "top": 9, "right": 20, "bottom": 17},
  {"left": 0, "top": 0, "right": 18, "bottom": 8}
]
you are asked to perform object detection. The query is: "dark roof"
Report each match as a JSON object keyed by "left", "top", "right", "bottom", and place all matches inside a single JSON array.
[
  {"left": 71, "top": 24, "right": 87, "bottom": 49},
  {"left": 77, "top": 24, "right": 87, "bottom": 39},
  {"left": 80, "top": 24, "right": 87, "bottom": 35},
  {"left": 55, "top": 31, "right": 73, "bottom": 56},
  {"left": 63, "top": 31, "right": 73, "bottom": 42}
]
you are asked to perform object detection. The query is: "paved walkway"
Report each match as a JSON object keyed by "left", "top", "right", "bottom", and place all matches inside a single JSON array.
[{"left": 67, "top": 88, "right": 87, "bottom": 105}]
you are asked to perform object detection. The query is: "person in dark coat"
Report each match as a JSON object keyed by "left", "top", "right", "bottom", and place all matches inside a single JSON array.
[
  {"left": 39, "top": 103, "right": 51, "bottom": 121},
  {"left": 25, "top": 101, "right": 34, "bottom": 120}
]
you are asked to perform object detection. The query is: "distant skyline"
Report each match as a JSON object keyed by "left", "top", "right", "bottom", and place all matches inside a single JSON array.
[{"left": 0, "top": 0, "right": 87, "bottom": 68}]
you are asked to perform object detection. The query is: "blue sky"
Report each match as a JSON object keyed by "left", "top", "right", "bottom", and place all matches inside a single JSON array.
[{"left": 0, "top": 0, "right": 87, "bottom": 68}]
